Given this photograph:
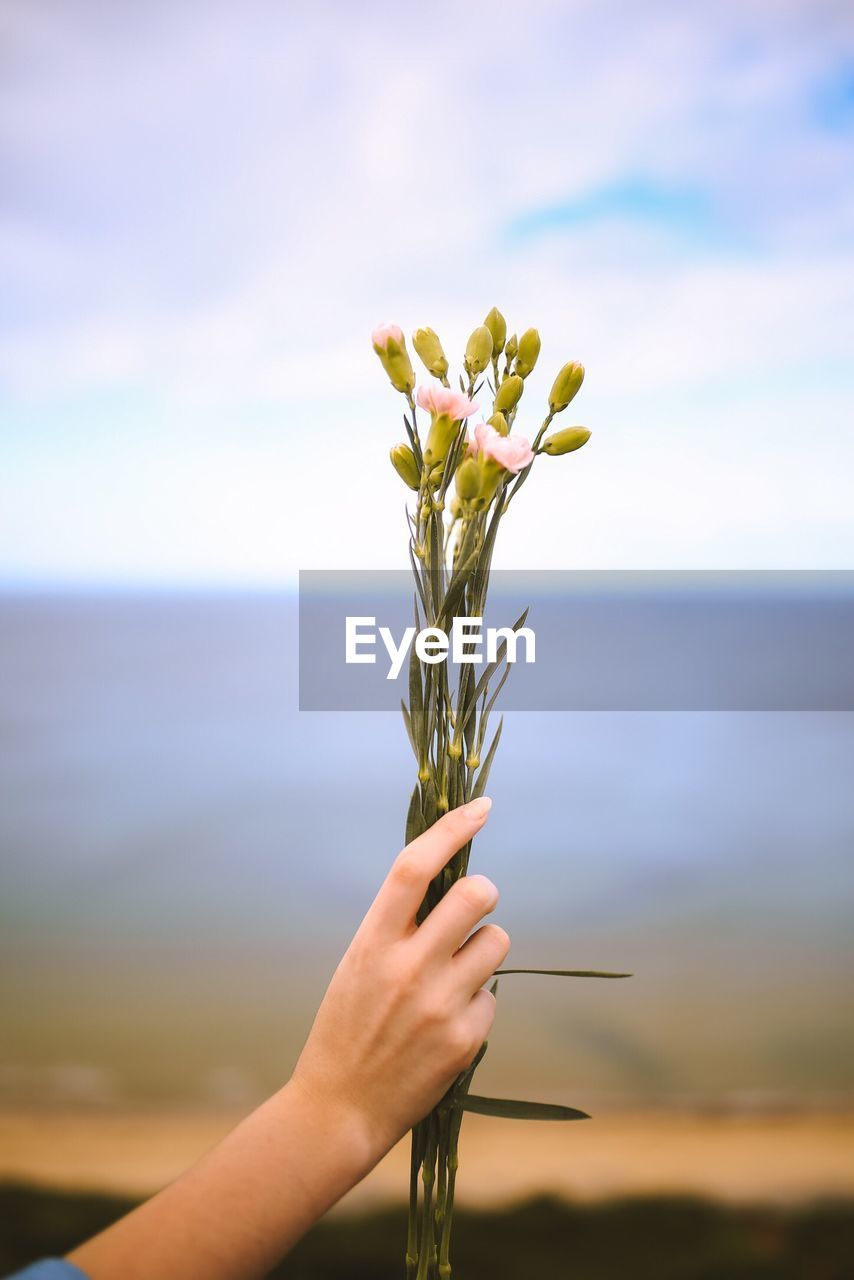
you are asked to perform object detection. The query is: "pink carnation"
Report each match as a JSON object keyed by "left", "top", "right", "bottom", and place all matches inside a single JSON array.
[
  {"left": 470, "top": 421, "right": 534, "bottom": 473},
  {"left": 416, "top": 384, "right": 478, "bottom": 421},
  {"left": 372, "top": 323, "right": 404, "bottom": 350}
]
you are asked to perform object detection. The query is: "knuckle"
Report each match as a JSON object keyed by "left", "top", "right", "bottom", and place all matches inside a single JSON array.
[
  {"left": 447, "top": 1020, "right": 476, "bottom": 1068},
  {"left": 392, "top": 852, "right": 422, "bottom": 888},
  {"left": 479, "top": 993, "right": 497, "bottom": 1034}
]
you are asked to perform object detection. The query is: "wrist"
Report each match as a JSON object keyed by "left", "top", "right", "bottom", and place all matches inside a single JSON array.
[{"left": 277, "top": 1074, "right": 381, "bottom": 1197}]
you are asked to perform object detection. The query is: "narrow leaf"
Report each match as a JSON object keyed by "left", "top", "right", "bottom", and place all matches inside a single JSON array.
[
  {"left": 471, "top": 716, "right": 503, "bottom": 799},
  {"left": 466, "top": 607, "right": 529, "bottom": 719},
  {"left": 400, "top": 700, "right": 417, "bottom": 757},
  {"left": 495, "top": 969, "right": 633, "bottom": 979},
  {"left": 408, "top": 596, "right": 424, "bottom": 747},
  {"left": 463, "top": 1095, "right": 590, "bottom": 1122},
  {"left": 405, "top": 785, "right": 424, "bottom": 845},
  {"left": 480, "top": 659, "right": 511, "bottom": 732}
]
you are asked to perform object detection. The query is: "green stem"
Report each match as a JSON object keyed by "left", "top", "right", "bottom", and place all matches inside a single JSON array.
[
  {"left": 503, "top": 411, "right": 553, "bottom": 512},
  {"left": 406, "top": 1120, "right": 425, "bottom": 1278},
  {"left": 438, "top": 1106, "right": 463, "bottom": 1277},
  {"left": 415, "top": 1113, "right": 438, "bottom": 1280},
  {"left": 433, "top": 1105, "right": 450, "bottom": 1257}
]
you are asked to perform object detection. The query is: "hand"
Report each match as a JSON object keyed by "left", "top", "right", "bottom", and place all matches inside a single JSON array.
[
  {"left": 290, "top": 795, "right": 509, "bottom": 1167},
  {"left": 66, "top": 797, "right": 508, "bottom": 1280}
]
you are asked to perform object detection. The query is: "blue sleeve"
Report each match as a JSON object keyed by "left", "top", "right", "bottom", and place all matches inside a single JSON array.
[{"left": 5, "top": 1263, "right": 89, "bottom": 1280}]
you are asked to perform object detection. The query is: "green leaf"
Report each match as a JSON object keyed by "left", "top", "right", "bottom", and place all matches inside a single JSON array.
[
  {"left": 471, "top": 716, "right": 503, "bottom": 799},
  {"left": 408, "top": 545, "right": 427, "bottom": 614},
  {"left": 479, "top": 659, "right": 511, "bottom": 734},
  {"left": 405, "top": 785, "right": 424, "bottom": 846},
  {"left": 462, "top": 1094, "right": 590, "bottom": 1122},
  {"left": 436, "top": 549, "right": 478, "bottom": 628},
  {"left": 460, "top": 608, "right": 529, "bottom": 737},
  {"left": 495, "top": 968, "right": 633, "bottom": 979},
  {"left": 400, "top": 700, "right": 416, "bottom": 757},
  {"left": 408, "top": 596, "right": 425, "bottom": 749}
]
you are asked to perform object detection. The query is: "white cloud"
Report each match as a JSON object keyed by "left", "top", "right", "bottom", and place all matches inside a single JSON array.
[{"left": 1, "top": 0, "right": 853, "bottom": 579}]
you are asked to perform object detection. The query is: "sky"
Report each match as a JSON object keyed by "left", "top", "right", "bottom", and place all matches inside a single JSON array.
[{"left": 2, "top": 0, "right": 854, "bottom": 583}]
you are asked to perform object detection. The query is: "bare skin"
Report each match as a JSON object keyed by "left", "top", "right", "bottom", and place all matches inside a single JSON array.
[{"left": 68, "top": 796, "right": 508, "bottom": 1279}]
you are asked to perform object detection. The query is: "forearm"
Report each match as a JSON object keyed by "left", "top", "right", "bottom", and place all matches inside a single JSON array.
[
  {"left": 68, "top": 1080, "right": 376, "bottom": 1280},
  {"left": 65, "top": 799, "right": 502, "bottom": 1280}
]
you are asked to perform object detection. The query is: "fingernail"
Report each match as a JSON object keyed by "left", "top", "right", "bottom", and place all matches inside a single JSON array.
[{"left": 462, "top": 796, "right": 492, "bottom": 819}]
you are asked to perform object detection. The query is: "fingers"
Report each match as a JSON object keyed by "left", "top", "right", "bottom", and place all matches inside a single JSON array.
[
  {"left": 415, "top": 874, "right": 499, "bottom": 960},
  {"left": 452, "top": 923, "right": 510, "bottom": 994},
  {"left": 365, "top": 798, "right": 492, "bottom": 939}
]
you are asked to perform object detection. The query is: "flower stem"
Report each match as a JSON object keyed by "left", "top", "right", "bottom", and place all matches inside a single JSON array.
[
  {"left": 415, "top": 1112, "right": 438, "bottom": 1280},
  {"left": 406, "top": 1119, "right": 425, "bottom": 1278},
  {"left": 438, "top": 1106, "right": 463, "bottom": 1278}
]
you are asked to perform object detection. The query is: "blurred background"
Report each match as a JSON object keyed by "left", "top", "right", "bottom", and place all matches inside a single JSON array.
[{"left": 2, "top": 1, "right": 854, "bottom": 1276}]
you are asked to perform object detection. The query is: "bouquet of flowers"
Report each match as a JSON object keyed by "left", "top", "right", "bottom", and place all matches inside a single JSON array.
[{"left": 373, "top": 310, "right": 626, "bottom": 1279}]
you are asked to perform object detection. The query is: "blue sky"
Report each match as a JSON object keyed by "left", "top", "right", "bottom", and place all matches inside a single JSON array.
[{"left": 2, "top": 0, "right": 854, "bottom": 582}]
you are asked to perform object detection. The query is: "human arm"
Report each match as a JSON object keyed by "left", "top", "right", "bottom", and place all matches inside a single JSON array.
[{"left": 64, "top": 795, "right": 507, "bottom": 1279}]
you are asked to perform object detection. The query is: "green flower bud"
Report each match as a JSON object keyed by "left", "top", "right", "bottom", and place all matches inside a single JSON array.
[
  {"left": 514, "top": 328, "right": 541, "bottom": 378},
  {"left": 390, "top": 443, "right": 420, "bottom": 488},
  {"left": 372, "top": 325, "right": 415, "bottom": 394},
  {"left": 483, "top": 307, "right": 507, "bottom": 355},
  {"left": 487, "top": 411, "right": 509, "bottom": 436},
  {"left": 548, "top": 361, "right": 585, "bottom": 413},
  {"left": 464, "top": 325, "right": 494, "bottom": 378},
  {"left": 412, "top": 327, "right": 449, "bottom": 379},
  {"left": 504, "top": 333, "right": 518, "bottom": 361},
  {"left": 455, "top": 456, "right": 481, "bottom": 501},
  {"left": 494, "top": 374, "right": 523, "bottom": 413},
  {"left": 423, "top": 414, "right": 458, "bottom": 467},
  {"left": 541, "top": 426, "right": 591, "bottom": 456}
]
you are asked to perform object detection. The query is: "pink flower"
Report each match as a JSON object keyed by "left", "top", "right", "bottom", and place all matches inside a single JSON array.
[
  {"left": 372, "top": 323, "right": 404, "bottom": 350},
  {"left": 416, "top": 383, "right": 478, "bottom": 421},
  {"left": 470, "top": 421, "right": 534, "bottom": 473}
]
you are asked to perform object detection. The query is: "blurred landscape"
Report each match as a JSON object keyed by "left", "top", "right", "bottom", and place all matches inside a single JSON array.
[
  {"left": 1, "top": 590, "right": 853, "bottom": 1273},
  {"left": 2, "top": 591, "right": 853, "bottom": 1112},
  {"left": 3, "top": 1186, "right": 854, "bottom": 1280}
]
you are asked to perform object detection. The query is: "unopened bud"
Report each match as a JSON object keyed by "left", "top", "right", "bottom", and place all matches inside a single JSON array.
[
  {"left": 541, "top": 426, "right": 591, "bottom": 455},
  {"left": 514, "top": 328, "right": 541, "bottom": 378},
  {"left": 412, "top": 327, "right": 449, "bottom": 379},
  {"left": 464, "top": 325, "right": 494, "bottom": 378},
  {"left": 483, "top": 307, "right": 507, "bottom": 355},
  {"left": 487, "top": 411, "right": 509, "bottom": 436},
  {"left": 504, "top": 333, "right": 518, "bottom": 362},
  {"left": 390, "top": 443, "right": 420, "bottom": 489},
  {"left": 372, "top": 324, "right": 415, "bottom": 394},
  {"left": 494, "top": 374, "right": 523, "bottom": 413},
  {"left": 455, "top": 456, "right": 481, "bottom": 501},
  {"left": 548, "top": 362, "right": 585, "bottom": 413},
  {"left": 423, "top": 414, "right": 458, "bottom": 467}
]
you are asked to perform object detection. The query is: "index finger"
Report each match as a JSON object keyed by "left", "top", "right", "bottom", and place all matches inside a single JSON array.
[{"left": 364, "top": 797, "right": 492, "bottom": 939}]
